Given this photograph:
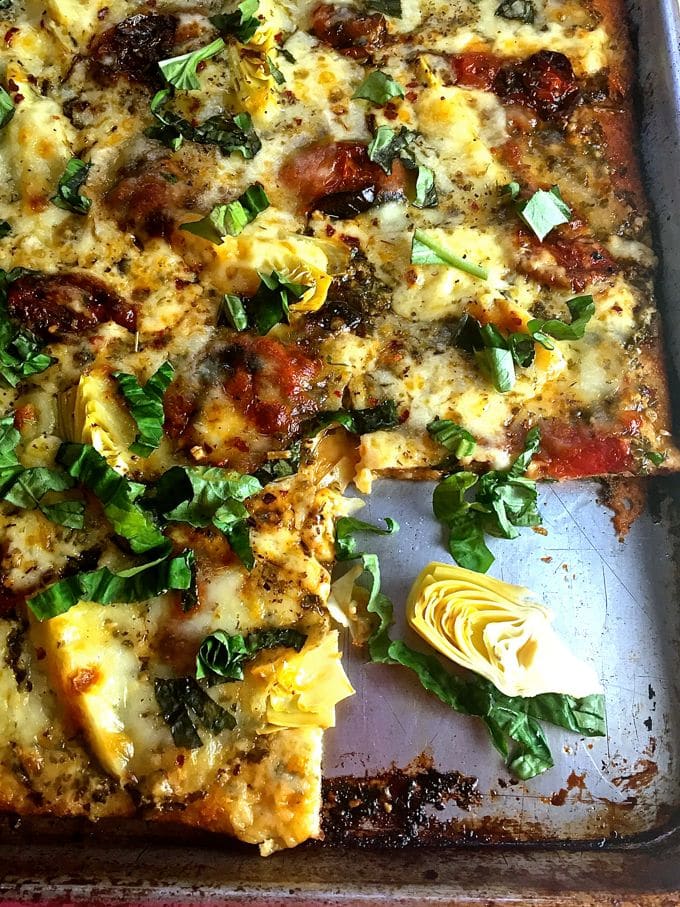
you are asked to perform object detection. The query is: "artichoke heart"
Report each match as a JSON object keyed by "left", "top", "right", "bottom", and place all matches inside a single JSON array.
[
  {"left": 406, "top": 563, "right": 602, "bottom": 699},
  {"left": 67, "top": 370, "right": 136, "bottom": 474},
  {"left": 256, "top": 630, "right": 355, "bottom": 730}
]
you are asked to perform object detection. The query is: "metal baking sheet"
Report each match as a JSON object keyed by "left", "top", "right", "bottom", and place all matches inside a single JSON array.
[{"left": 3, "top": 0, "right": 680, "bottom": 901}]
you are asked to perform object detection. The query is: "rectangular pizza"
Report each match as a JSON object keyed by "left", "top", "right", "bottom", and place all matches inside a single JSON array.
[{"left": 0, "top": 0, "right": 676, "bottom": 854}]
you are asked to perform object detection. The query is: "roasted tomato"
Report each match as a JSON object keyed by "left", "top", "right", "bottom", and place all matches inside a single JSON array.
[
  {"left": 517, "top": 227, "right": 617, "bottom": 292},
  {"left": 106, "top": 155, "right": 186, "bottom": 241},
  {"left": 89, "top": 13, "right": 178, "bottom": 87},
  {"left": 493, "top": 50, "right": 580, "bottom": 120},
  {"left": 535, "top": 422, "right": 633, "bottom": 479},
  {"left": 7, "top": 273, "right": 137, "bottom": 338},
  {"left": 451, "top": 52, "right": 503, "bottom": 91},
  {"left": 310, "top": 3, "right": 387, "bottom": 57},
  {"left": 280, "top": 140, "right": 407, "bottom": 214}
]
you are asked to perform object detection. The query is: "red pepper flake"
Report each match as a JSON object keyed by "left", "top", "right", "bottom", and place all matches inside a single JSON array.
[
  {"left": 405, "top": 90, "right": 418, "bottom": 102},
  {"left": 325, "top": 224, "right": 336, "bottom": 236},
  {"left": 97, "top": 6, "right": 110, "bottom": 19},
  {"left": 4, "top": 27, "right": 20, "bottom": 46},
  {"left": 383, "top": 105, "right": 398, "bottom": 120},
  {"left": 7, "top": 78, "right": 18, "bottom": 92},
  {"left": 399, "top": 408, "right": 409, "bottom": 423}
]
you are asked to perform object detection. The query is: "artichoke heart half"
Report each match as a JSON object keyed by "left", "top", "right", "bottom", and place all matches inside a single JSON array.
[
  {"left": 252, "top": 630, "right": 355, "bottom": 730},
  {"left": 407, "top": 563, "right": 602, "bottom": 699}
]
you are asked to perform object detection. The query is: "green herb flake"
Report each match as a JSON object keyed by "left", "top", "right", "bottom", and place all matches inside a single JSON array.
[
  {"left": 335, "top": 515, "right": 399, "bottom": 561},
  {"left": 266, "top": 53, "right": 285, "bottom": 84},
  {"left": 411, "top": 229, "right": 488, "bottom": 279},
  {"left": 196, "top": 627, "right": 306, "bottom": 684},
  {"left": 210, "top": 0, "right": 260, "bottom": 43},
  {"left": 495, "top": 0, "right": 535, "bottom": 22},
  {"left": 158, "top": 37, "right": 226, "bottom": 91},
  {"left": 180, "top": 182, "right": 269, "bottom": 244},
  {"left": 51, "top": 159, "right": 92, "bottom": 216},
  {"left": 365, "top": 0, "right": 402, "bottom": 16},
  {"left": 155, "top": 675, "right": 235, "bottom": 749},
  {"left": 526, "top": 295, "right": 595, "bottom": 342},
  {"left": 113, "top": 361, "right": 175, "bottom": 458},
  {"left": 0, "top": 221, "right": 11, "bottom": 238},
  {"left": 28, "top": 549, "right": 195, "bottom": 621},
  {"left": 352, "top": 70, "right": 405, "bottom": 106},
  {"left": 427, "top": 419, "right": 476, "bottom": 460},
  {"left": 248, "top": 269, "right": 310, "bottom": 335},
  {"left": 517, "top": 185, "right": 571, "bottom": 241},
  {"left": 367, "top": 126, "right": 438, "bottom": 208},
  {"left": 304, "top": 400, "right": 399, "bottom": 437},
  {"left": 221, "top": 293, "right": 249, "bottom": 331},
  {"left": 0, "top": 86, "right": 14, "bottom": 129}
]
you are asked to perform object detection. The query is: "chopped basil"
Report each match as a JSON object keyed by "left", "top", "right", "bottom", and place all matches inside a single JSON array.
[
  {"left": 113, "top": 361, "right": 174, "bottom": 458},
  {"left": 57, "top": 442, "right": 168, "bottom": 554},
  {"left": 0, "top": 221, "right": 10, "bottom": 238},
  {"left": 180, "top": 183, "right": 269, "bottom": 244},
  {"left": 501, "top": 180, "right": 520, "bottom": 200},
  {"left": 647, "top": 450, "right": 666, "bottom": 467},
  {"left": 352, "top": 70, "right": 405, "bottom": 106},
  {"left": 158, "top": 37, "right": 226, "bottom": 91},
  {"left": 51, "top": 159, "right": 92, "bottom": 216},
  {"left": 427, "top": 418, "right": 476, "bottom": 460},
  {"left": 432, "top": 427, "right": 541, "bottom": 573},
  {"left": 246, "top": 270, "right": 310, "bottom": 335},
  {"left": 155, "top": 675, "right": 235, "bottom": 749},
  {"left": 367, "top": 126, "right": 437, "bottom": 208},
  {"left": 365, "top": 0, "right": 402, "bottom": 16},
  {"left": 147, "top": 465, "right": 261, "bottom": 569},
  {"left": 358, "top": 552, "right": 605, "bottom": 779},
  {"left": 304, "top": 400, "right": 399, "bottom": 436},
  {"left": 210, "top": 0, "right": 260, "bottom": 43},
  {"left": 0, "top": 86, "right": 14, "bottom": 129},
  {"left": 221, "top": 293, "right": 249, "bottom": 331},
  {"left": 335, "top": 515, "right": 399, "bottom": 561},
  {"left": 411, "top": 229, "right": 488, "bottom": 279},
  {"left": 147, "top": 89, "right": 261, "bottom": 158},
  {"left": 527, "top": 295, "right": 595, "bottom": 342},
  {"left": 253, "top": 444, "right": 301, "bottom": 485},
  {"left": 266, "top": 54, "right": 285, "bottom": 84},
  {"left": 517, "top": 185, "right": 571, "bottom": 241},
  {"left": 0, "top": 268, "right": 55, "bottom": 386},
  {"left": 276, "top": 46, "right": 296, "bottom": 64},
  {"left": 28, "top": 549, "right": 195, "bottom": 621},
  {"left": 196, "top": 627, "right": 306, "bottom": 684},
  {"left": 0, "top": 414, "right": 84, "bottom": 528},
  {"left": 495, "top": 0, "right": 535, "bottom": 22}
]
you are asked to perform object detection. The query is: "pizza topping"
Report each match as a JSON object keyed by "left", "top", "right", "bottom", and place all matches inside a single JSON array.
[
  {"left": 210, "top": 0, "right": 262, "bottom": 44},
  {"left": 89, "top": 13, "right": 178, "bottom": 87},
  {"left": 281, "top": 140, "right": 407, "bottom": 213},
  {"left": 536, "top": 422, "right": 633, "bottom": 479},
  {"left": 106, "top": 153, "right": 186, "bottom": 241},
  {"left": 28, "top": 549, "right": 196, "bottom": 621},
  {"left": 407, "top": 563, "right": 602, "bottom": 698},
  {"left": 0, "top": 85, "right": 15, "bottom": 129},
  {"left": 154, "top": 675, "right": 235, "bottom": 749},
  {"left": 0, "top": 269, "right": 56, "bottom": 386},
  {"left": 6, "top": 272, "right": 137, "bottom": 339},
  {"left": 196, "top": 627, "right": 307, "bottom": 684},
  {"left": 113, "top": 362, "right": 175, "bottom": 458},
  {"left": 352, "top": 70, "right": 404, "bottom": 105},
  {"left": 158, "top": 38, "right": 226, "bottom": 91},
  {"left": 451, "top": 52, "right": 503, "bottom": 91},
  {"left": 432, "top": 427, "right": 541, "bottom": 573},
  {"left": 50, "top": 159, "right": 93, "bottom": 216},
  {"left": 518, "top": 230, "right": 617, "bottom": 291},
  {"left": 334, "top": 515, "right": 399, "bottom": 560},
  {"left": 508, "top": 184, "right": 572, "bottom": 242},
  {"left": 181, "top": 184, "right": 270, "bottom": 244},
  {"left": 427, "top": 419, "right": 476, "bottom": 461},
  {"left": 495, "top": 0, "right": 536, "bottom": 23},
  {"left": 411, "top": 229, "right": 488, "bottom": 279},
  {"left": 310, "top": 3, "right": 388, "bottom": 58},
  {"left": 367, "top": 126, "right": 438, "bottom": 208},
  {"left": 493, "top": 51, "right": 580, "bottom": 121}
]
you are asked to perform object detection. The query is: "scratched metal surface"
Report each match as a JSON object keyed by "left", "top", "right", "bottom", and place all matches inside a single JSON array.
[
  {"left": 3, "top": 0, "right": 680, "bottom": 902},
  {"left": 321, "top": 0, "right": 680, "bottom": 843}
]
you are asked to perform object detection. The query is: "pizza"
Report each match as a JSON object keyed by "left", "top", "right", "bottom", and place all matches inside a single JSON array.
[{"left": 0, "top": 0, "right": 675, "bottom": 854}]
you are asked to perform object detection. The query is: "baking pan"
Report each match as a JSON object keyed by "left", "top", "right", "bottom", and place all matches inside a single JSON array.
[{"left": 2, "top": 0, "right": 680, "bottom": 902}]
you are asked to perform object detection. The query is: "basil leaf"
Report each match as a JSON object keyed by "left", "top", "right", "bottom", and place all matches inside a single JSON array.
[
  {"left": 155, "top": 676, "right": 235, "bottom": 749},
  {"left": 527, "top": 295, "right": 595, "bottom": 342},
  {"left": 413, "top": 165, "right": 437, "bottom": 208},
  {"left": 427, "top": 418, "right": 476, "bottom": 459},
  {"left": 304, "top": 400, "right": 399, "bottom": 436},
  {"left": 57, "top": 442, "right": 168, "bottom": 554},
  {"left": 495, "top": 0, "right": 535, "bottom": 22},
  {"left": 335, "top": 515, "right": 399, "bottom": 561},
  {"left": 477, "top": 346, "right": 516, "bottom": 393},
  {"left": 158, "top": 37, "right": 225, "bottom": 91},
  {"left": 501, "top": 181, "right": 521, "bottom": 200},
  {"left": 0, "top": 268, "right": 55, "bottom": 387},
  {"left": 517, "top": 186, "right": 571, "bottom": 241},
  {"left": 0, "top": 86, "right": 14, "bottom": 129},
  {"left": 212, "top": 498, "right": 255, "bottom": 569},
  {"left": 0, "top": 221, "right": 11, "bottom": 238},
  {"left": 352, "top": 70, "right": 404, "bottom": 106},
  {"left": 180, "top": 183, "right": 269, "bottom": 244},
  {"left": 367, "top": 125, "right": 410, "bottom": 174},
  {"left": 28, "top": 549, "right": 195, "bottom": 620},
  {"left": 432, "top": 428, "right": 541, "bottom": 572},
  {"left": 249, "top": 269, "right": 310, "bottom": 334},
  {"left": 267, "top": 54, "right": 285, "bottom": 84},
  {"left": 113, "top": 361, "right": 174, "bottom": 458},
  {"left": 3, "top": 466, "right": 73, "bottom": 509},
  {"left": 253, "top": 444, "right": 300, "bottom": 484},
  {"left": 358, "top": 554, "right": 604, "bottom": 779},
  {"left": 411, "top": 229, "right": 488, "bottom": 279},
  {"left": 365, "top": 0, "right": 402, "bottom": 16},
  {"left": 50, "top": 158, "right": 92, "bottom": 216},
  {"left": 196, "top": 627, "right": 306, "bottom": 684},
  {"left": 147, "top": 89, "right": 261, "bottom": 158},
  {"left": 39, "top": 499, "right": 86, "bottom": 529},
  {"left": 221, "top": 293, "right": 248, "bottom": 331},
  {"left": 210, "top": 0, "right": 260, "bottom": 43},
  {"left": 647, "top": 450, "right": 666, "bottom": 467}
]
